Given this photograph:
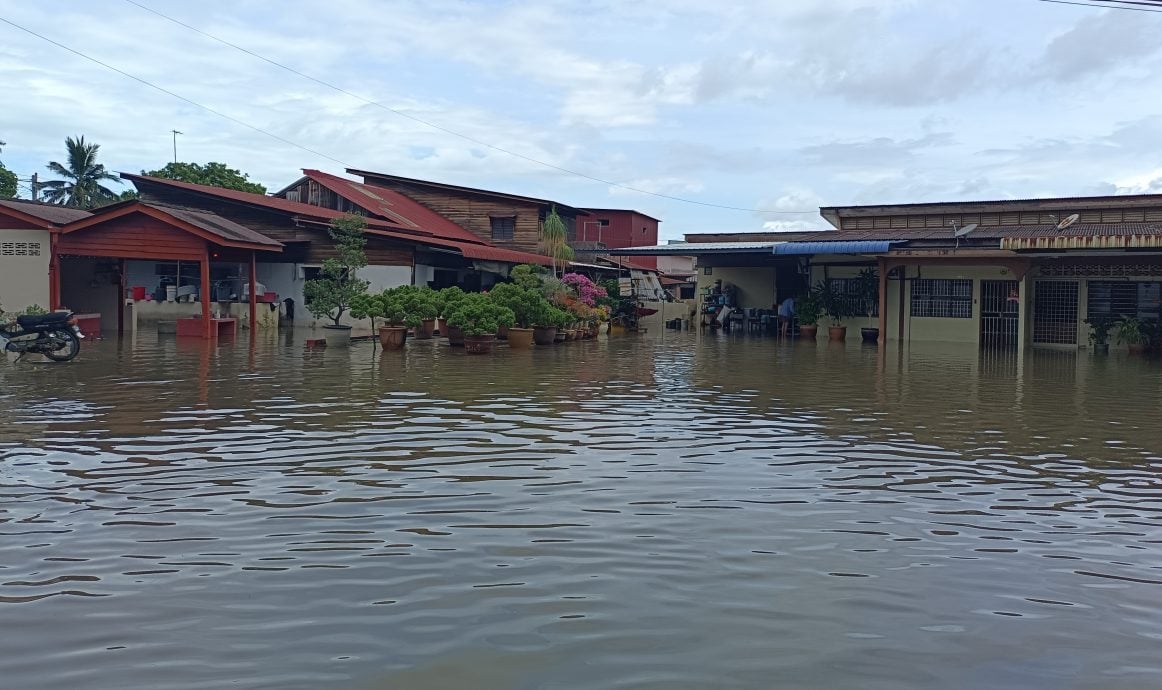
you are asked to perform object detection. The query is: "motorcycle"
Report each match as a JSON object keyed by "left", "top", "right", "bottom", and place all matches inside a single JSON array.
[{"left": 1, "top": 310, "right": 84, "bottom": 362}]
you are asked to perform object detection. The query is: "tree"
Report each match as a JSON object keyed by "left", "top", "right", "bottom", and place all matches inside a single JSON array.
[
  {"left": 303, "top": 214, "right": 369, "bottom": 327},
  {"left": 539, "top": 205, "right": 574, "bottom": 276},
  {"left": 144, "top": 161, "right": 266, "bottom": 194},
  {"left": 41, "top": 136, "right": 122, "bottom": 208},
  {"left": 0, "top": 140, "right": 16, "bottom": 199}
]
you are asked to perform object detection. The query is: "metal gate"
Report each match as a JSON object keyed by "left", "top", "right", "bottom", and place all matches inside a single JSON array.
[
  {"left": 1033, "top": 280, "right": 1079, "bottom": 345},
  {"left": 980, "top": 280, "right": 1019, "bottom": 348}
]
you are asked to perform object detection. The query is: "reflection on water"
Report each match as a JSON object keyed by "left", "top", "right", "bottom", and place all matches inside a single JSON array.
[{"left": 1, "top": 332, "right": 1161, "bottom": 690}]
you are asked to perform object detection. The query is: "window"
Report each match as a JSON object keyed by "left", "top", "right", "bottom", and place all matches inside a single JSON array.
[
  {"left": 490, "top": 216, "right": 515, "bottom": 241},
  {"left": 1087, "top": 281, "right": 1162, "bottom": 322},
  {"left": 1033, "top": 280, "right": 1079, "bottom": 344},
  {"left": 703, "top": 266, "right": 713, "bottom": 275},
  {"left": 599, "top": 219, "right": 610, "bottom": 227},
  {"left": 911, "top": 278, "right": 972, "bottom": 318},
  {"left": 829, "top": 277, "right": 878, "bottom": 317}
]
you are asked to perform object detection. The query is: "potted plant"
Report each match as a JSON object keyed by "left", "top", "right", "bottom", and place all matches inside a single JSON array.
[
  {"left": 532, "top": 304, "right": 560, "bottom": 346},
  {"left": 855, "top": 267, "right": 880, "bottom": 343},
  {"left": 1113, "top": 315, "right": 1148, "bottom": 354},
  {"left": 438, "top": 286, "right": 467, "bottom": 346},
  {"left": 488, "top": 283, "right": 548, "bottom": 350},
  {"left": 551, "top": 307, "right": 571, "bottom": 342},
  {"left": 349, "top": 292, "right": 398, "bottom": 350},
  {"left": 303, "top": 214, "right": 369, "bottom": 347},
  {"left": 1085, "top": 315, "right": 1115, "bottom": 354},
  {"left": 447, "top": 293, "right": 515, "bottom": 354},
  {"left": 813, "top": 280, "right": 852, "bottom": 342},
  {"left": 795, "top": 292, "right": 822, "bottom": 340},
  {"left": 395, "top": 286, "right": 439, "bottom": 339}
]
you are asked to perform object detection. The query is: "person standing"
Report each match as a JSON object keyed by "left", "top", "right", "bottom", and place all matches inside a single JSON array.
[{"left": 778, "top": 295, "right": 795, "bottom": 337}]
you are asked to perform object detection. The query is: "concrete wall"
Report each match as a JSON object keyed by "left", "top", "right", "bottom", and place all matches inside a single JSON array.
[
  {"left": 697, "top": 266, "right": 778, "bottom": 310},
  {"left": 0, "top": 228, "right": 51, "bottom": 313},
  {"left": 59, "top": 257, "right": 122, "bottom": 331}
]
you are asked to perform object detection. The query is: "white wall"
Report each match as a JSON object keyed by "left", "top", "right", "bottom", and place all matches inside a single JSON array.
[
  {"left": 414, "top": 263, "right": 436, "bottom": 288},
  {"left": 0, "top": 229, "right": 51, "bottom": 313}
]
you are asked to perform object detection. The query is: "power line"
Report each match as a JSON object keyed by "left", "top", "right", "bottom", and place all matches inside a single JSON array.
[
  {"left": 1034, "top": 0, "right": 1162, "bottom": 11},
  {"left": 121, "top": 0, "right": 807, "bottom": 215},
  {"left": 0, "top": 15, "right": 350, "bottom": 169}
]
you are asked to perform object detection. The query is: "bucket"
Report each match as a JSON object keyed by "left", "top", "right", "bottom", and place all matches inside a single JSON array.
[
  {"left": 166, "top": 285, "right": 177, "bottom": 302},
  {"left": 131, "top": 286, "right": 147, "bottom": 301}
]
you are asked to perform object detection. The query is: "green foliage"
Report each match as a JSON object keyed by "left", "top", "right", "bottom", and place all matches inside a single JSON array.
[
  {"left": 303, "top": 214, "right": 369, "bottom": 326},
  {"left": 1084, "top": 315, "right": 1115, "bottom": 347},
  {"left": 597, "top": 277, "right": 633, "bottom": 319},
  {"left": 539, "top": 206, "right": 572, "bottom": 275},
  {"left": 855, "top": 267, "right": 879, "bottom": 319},
  {"left": 1, "top": 303, "right": 47, "bottom": 327},
  {"left": 436, "top": 286, "right": 466, "bottom": 317},
  {"left": 510, "top": 264, "right": 546, "bottom": 291},
  {"left": 488, "top": 282, "right": 552, "bottom": 328},
  {"left": 1112, "top": 315, "right": 1146, "bottom": 346},
  {"left": 545, "top": 306, "right": 572, "bottom": 329},
  {"left": 811, "top": 280, "right": 854, "bottom": 326},
  {"left": 795, "top": 292, "right": 823, "bottom": 326},
  {"left": 354, "top": 286, "right": 442, "bottom": 328},
  {"left": 143, "top": 161, "right": 267, "bottom": 194},
  {"left": 42, "top": 136, "right": 122, "bottom": 208},
  {"left": 446, "top": 292, "right": 515, "bottom": 336},
  {"left": 0, "top": 140, "right": 16, "bottom": 199}
]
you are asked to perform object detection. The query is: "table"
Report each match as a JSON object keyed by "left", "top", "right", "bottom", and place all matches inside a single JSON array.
[{"left": 175, "top": 317, "right": 237, "bottom": 339}]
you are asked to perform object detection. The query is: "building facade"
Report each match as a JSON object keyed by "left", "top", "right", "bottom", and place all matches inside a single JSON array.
[{"left": 577, "top": 209, "right": 661, "bottom": 269}]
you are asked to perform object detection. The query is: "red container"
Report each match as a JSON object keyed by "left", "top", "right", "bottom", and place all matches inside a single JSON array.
[
  {"left": 131, "top": 286, "right": 147, "bottom": 301},
  {"left": 262, "top": 291, "right": 277, "bottom": 303}
]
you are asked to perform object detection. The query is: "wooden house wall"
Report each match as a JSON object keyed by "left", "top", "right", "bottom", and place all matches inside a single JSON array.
[{"left": 58, "top": 213, "right": 206, "bottom": 260}]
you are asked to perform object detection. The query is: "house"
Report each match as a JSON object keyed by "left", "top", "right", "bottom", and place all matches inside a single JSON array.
[
  {"left": 576, "top": 209, "right": 661, "bottom": 269},
  {"left": 347, "top": 169, "right": 589, "bottom": 255},
  {"left": 614, "top": 193, "right": 1162, "bottom": 350},
  {"left": 0, "top": 199, "right": 89, "bottom": 313}
]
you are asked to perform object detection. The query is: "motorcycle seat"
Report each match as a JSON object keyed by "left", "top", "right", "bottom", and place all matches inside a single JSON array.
[{"left": 16, "top": 313, "right": 71, "bottom": 329}]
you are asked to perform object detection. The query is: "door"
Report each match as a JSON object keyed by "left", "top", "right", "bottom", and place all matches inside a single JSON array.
[
  {"left": 980, "top": 280, "right": 1019, "bottom": 348},
  {"left": 1032, "top": 280, "right": 1079, "bottom": 346}
]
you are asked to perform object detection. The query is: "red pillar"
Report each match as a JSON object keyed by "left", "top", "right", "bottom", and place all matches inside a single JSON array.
[
  {"left": 877, "top": 257, "right": 888, "bottom": 347},
  {"left": 249, "top": 251, "right": 257, "bottom": 333},
  {"left": 201, "top": 246, "right": 212, "bottom": 339},
  {"left": 48, "top": 234, "right": 61, "bottom": 311}
]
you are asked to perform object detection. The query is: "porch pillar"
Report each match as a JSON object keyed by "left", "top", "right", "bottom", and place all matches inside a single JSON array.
[
  {"left": 249, "top": 251, "right": 257, "bottom": 332},
  {"left": 201, "top": 246, "right": 212, "bottom": 339},
  {"left": 877, "top": 257, "right": 888, "bottom": 346},
  {"left": 48, "top": 233, "right": 61, "bottom": 310}
]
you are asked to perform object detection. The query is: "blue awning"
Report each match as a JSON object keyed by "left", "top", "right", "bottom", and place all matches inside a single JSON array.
[{"left": 773, "top": 240, "right": 897, "bottom": 255}]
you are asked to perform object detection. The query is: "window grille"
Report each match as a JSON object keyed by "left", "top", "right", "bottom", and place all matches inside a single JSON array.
[
  {"left": 1033, "top": 280, "right": 1079, "bottom": 344},
  {"left": 1087, "top": 281, "right": 1162, "bottom": 322},
  {"left": 911, "top": 279, "right": 972, "bottom": 318},
  {"left": 829, "top": 277, "right": 878, "bottom": 317}
]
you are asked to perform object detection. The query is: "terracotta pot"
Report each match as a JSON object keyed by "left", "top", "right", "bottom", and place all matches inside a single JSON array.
[
  {"left": 798, "top": 325, "right": 818, "bottom": 340},
  {"left": 563, "top": 329, "right": 575, "bottom": 341},
  {"left": 322, "top": 324, "right": 352, "bottom": 347},
  {"left": 446, "top": 325, "right": 465, "bottom": 347},
  {"left": 497, "top": 324, "right": 509, "bottom": 340},
  {"left": 828, "top": 326, "right": 847, "bottom": 342},
  {"left": 416, "top": 318, "right": 436, "bottom": 340},
  {"left": 507, "top": 327, "right": 534, "bottom": 350},
  {"left": 378, "top": 325, "right": 407, "bottom": 350},
  {"left": 463, "top": 334, "right": 496, "bottom": 354},
  {"left": 1128, "top": 343, "right": 1147, "bottom": 355},
  {"left": 437, "top": 317, "right": 447, "bottom": 336},
  {"left": 533, "top": 326, "right": 557, "bottom": 346}
]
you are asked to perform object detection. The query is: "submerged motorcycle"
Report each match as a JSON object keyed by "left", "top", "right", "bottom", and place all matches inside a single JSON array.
[{"left": 1, "top": 310, "right": 84, "bottom": 362}]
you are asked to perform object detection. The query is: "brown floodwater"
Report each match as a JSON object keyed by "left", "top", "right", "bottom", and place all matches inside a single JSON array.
[{"left": 1, "top": 331, "right": 1161, "bottom": 690}]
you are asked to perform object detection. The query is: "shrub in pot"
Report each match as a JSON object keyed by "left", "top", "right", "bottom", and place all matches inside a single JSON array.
[
  {"left": 303, "top": 214, "right": 369, "bottom": 346},
  {"left": 1113, "top": 315, "right": 1148, "bottom": 354},
  {"left": 855, "top": 267, "right": 880, "bottom": 343},
  {"left": 447, "top": 293, "right": 515, "bottom": 355},
  {"left": 489, "top": 283, "right": 548, "bottom": 350},
  {"left": 437, "top": 286, "right": 467, "bottom": 345},
  {"left": 795, "top": 292, "right": 822, "bottom": 340},
  {"left": 1085, "top": 315, "right": 1115, "bottom": 354},
  {"left": 812, "top": 280, "right": 853, "bottom": 342}
]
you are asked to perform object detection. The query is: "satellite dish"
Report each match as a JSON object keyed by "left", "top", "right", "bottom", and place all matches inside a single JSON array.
[
  {"left": 1056, "top": 214, "right": 1080, "bottom": 231},
  {"left": 953, "top": 223, "right": 978, "bottom": 238}
]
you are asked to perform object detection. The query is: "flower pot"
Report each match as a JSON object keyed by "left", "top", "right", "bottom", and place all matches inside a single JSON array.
[
  {"left": 1128, "top": 343, "right": 1147, "bottom": 355},
  {"left": 497, "top": 324, "right": 509, "bottom": 340},
  {"left": 827, "top": 326, "right": 847, "bottom": 342},
  {"left": 1093, "top": 343, "right": 1109, "bottom": 355},
  {"left": 378, "top": 325, "right": 407, "bottom": 350},
  {"left": 446, "top": 325, "right": 465, "bottom": 347},
  {"left": 436, "top": 318, "right": 448, "bottom": 336},
  {"left": 860, "top": 327, "right": 879, "bottom": 344},
  {"left": 798, "top": 324, "right": 818, "bottom": 340},
  {"left": 609, "top": 323, "right": 627, "bottom": 335},
  {"left": 507, "top": 327, "right": 534, "bottom": 350},
  {"left": 416, "top": 318, "right": 436, "bottom": 340},
  {"left": 322, "top": 324, "right": 352, "bottom": 347},
  {"left": 463, "top": 334, "right": 496, "bottom": 354},
  {"left": 563, "top": 329, "right": 575, "bottom": 341},
  {"left": 554, "top": 330, "right": 567, "bottom": 343},
  {"left": 533, "top": 326, "right": 557, "bottom": 346}
]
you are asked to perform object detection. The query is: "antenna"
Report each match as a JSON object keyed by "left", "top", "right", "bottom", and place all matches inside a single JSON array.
[
  {"left": 1056, "top": 214, "right": 1080, "bottom": 232},
  {"left": 950, "top": 221, "right": 978, "bottom": 249}
]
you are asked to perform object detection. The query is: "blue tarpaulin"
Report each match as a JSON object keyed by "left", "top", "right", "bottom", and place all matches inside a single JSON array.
[{"left": 773, "top": 240, "right": 897, "bottom": 255}]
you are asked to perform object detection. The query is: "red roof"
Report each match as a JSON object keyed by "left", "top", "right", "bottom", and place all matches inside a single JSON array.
[
  {"left": 298, "top": 170, "right": 487, "bottom": 246},
  {"left": 59, "top": 201, "right": 283, "bottom": 252},
  {"left": 0, "top": 199, "right": 91, "bottom": 227}
]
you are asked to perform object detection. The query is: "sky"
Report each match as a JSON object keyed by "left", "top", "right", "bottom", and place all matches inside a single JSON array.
[{"left": 2, "top": 0, "right": 1162, "bottom": 241}]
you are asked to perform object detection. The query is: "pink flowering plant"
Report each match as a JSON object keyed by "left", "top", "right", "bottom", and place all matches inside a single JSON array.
[{"left": 561, "top": 273, "right": 607, "bottom": 307}]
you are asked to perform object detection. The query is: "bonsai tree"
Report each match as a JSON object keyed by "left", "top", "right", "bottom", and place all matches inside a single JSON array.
[
  {"left": 395, "top": 285, "right": 440, "bottom": 324},
  {"left": 796, "top": 292, "right": 823, "bottom": 327},
  {"left": 446, "top": 292, "right": 515, "bottom": 336},
  {"left": 854, "top": 267, "right": 879, "bottom": 321},
  {"left": 349, "top": 293, "right": 382, "bottom": 331},
  {"left": 436, "top": 286, "right": 466, "bottom": 318},
  {"left": 488, "top": 282, "right": 551, "bottom": 329},
  {"left": 510, "top": 264, "right": 546, "bottom": 291},
  {"left": 303, "top": 214, "right": 369, "bottom": 327},
  {"left": 812, "top": 280, "right": 853, "bottom": 327}
]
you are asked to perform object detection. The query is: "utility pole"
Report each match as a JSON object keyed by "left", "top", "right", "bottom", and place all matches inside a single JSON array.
[
  {"left": 30, "top": 173, "right": 39, "bottom": 202},
  {"left": 171, "top": 130, "right": 182, "bottom": 164}
]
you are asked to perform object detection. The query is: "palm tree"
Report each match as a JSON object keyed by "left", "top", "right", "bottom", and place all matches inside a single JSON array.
[{"left": 41, "top": 136, "right": 121, "bottom": 208}]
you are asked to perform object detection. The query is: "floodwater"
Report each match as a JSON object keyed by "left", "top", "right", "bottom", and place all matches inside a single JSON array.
[{"left": 1, "top": 331, "right": 1161, "bottom": 690}]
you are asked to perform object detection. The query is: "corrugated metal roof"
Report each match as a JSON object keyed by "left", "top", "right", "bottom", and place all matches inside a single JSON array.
[
  {"left": 348, "top": 168, "right": 590, "bottom": 217},
  {"left": 774, "top": 240, "right": 897, "bottom": 255},
  {"left": 0, "top": 199, "right": 91, "bottom": 226},
  {"left": 1001, "top": 234, "right": 1162, "bottom": 251},
  {"left": 612, "top": 241, "right": 780, "bottom": 254},
  {"left": 153, "top": 204, "right": 283, "bottom": 248}
]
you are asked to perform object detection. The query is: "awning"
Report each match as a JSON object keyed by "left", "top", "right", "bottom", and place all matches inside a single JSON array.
[{"left": 773, "top": 240, "right": 897, "bottom": 255}]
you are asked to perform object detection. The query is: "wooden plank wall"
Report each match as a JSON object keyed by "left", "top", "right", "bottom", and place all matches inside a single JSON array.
[{"left": 58, "top": 214, "right": 204, "bottom": 260}]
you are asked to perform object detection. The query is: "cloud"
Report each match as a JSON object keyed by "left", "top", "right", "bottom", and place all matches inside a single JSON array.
[
  {"left": 1037, "top": 9, "right": 1162, "bottom": 82},
  {"left": 798, "top": 132, "right": 956, "bottom": 167}
]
